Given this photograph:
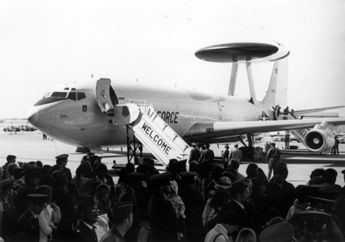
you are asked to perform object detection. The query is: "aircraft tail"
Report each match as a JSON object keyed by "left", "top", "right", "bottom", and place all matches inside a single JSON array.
[{"left": 260, "top": 57, "right": 289, "bottom": 107}]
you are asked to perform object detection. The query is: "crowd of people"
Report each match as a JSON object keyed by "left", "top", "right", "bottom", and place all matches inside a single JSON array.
[{"left": 0, "top": 145, "right": 345, "bottom": 242}]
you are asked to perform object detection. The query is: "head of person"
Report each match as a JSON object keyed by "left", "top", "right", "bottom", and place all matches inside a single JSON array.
[
  {"left": 235, "top": 228, "right": 257, "bottom": 242},
  {"left": 225, "top": 144, "right": 229, "bottom": 150},
  {"left": 28, "top": 193, "right": 48, "bottom": 215},
  {"left": 6, "top": 154, "right": 16, "bottom": 164},
  {"left": 234, "top": 144, "right": 239, "bottom": 149},
  {"left": 36, "top": 160, "right": 43, "bottom": 168},
  {"left": 111, "top": 203, "right": 133, "bottom": 233},
  {"left": 78, "top": 196, "right": 99, "bottom": 224},
  {"left": 230, "top": 180, "right": 250, "bottom": 203},
  {"left": 210, "top": 189, "right": 231, "bottom": 210},
  {"left": 55, "top": 154, "right": 68, "bottom": 167},
  {"left": 324, "top": 168, "right": 337, "bottom": 185},
  {"left": 246, "top": 163, "right": 259, "bottom": 178},
  {"left": 273, "top": 162, "right": 288, "bottom": 179},
  {"left": 150, "top": 172, "right": 174, "bottom": 194},
  {"left": 95, "top": 184, "right": 111, "bottom": 202},
  {"left": 214, "top": 176, "right": 232, "bottom": 192},
  {"left": 271, "top": 142, "right": 276, "bottom": 148},
  {"left": 260, "top": 221, "right": 295, "bottom": 242}
]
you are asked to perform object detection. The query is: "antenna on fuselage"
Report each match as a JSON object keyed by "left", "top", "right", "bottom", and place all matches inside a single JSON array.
[{"left": 195, "top": 42, "right": 290, "bottom": 105}]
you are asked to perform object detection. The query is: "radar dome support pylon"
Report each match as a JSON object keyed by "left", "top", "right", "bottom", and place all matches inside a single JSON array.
[{"left": 195, "top": 41, "right": 290, "bottom": 107}]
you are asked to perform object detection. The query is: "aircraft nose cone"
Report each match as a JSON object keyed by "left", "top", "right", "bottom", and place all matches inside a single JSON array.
[{"left": 27, "top": 108, "right": 39, "bottom": 126}]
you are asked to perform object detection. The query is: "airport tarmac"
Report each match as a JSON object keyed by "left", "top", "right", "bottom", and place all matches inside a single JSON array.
[{"left": 1, "top": 130, "right": 345, "bottom": 187}]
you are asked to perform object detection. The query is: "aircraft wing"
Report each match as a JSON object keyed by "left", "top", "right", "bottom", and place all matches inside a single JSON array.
[
  {"left": 184, "top": 118, "right": 345, "bottom": 141},
  {"left": 294, "top": 105, "right": 345, "bottom": 115}
]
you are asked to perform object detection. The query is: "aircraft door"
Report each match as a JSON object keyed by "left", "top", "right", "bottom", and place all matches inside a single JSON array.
[{"left": 96, "top": 78, "right": 118, "bottom": 115}]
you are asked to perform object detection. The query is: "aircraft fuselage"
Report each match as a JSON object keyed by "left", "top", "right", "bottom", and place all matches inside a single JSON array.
[{"left": 28, "top": 81, "right": 268, "bottom": 148}]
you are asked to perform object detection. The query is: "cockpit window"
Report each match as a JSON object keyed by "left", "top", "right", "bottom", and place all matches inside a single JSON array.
[
  {"left": 77, "top": 92, "right": 86, "bottom": 100},
  {"left": 34, "top": 90, "right": 86, "bottom": 106},
  {"left": 67, "top": 92, "right": 77, "bottom": 101},
  {"left": 51, "top": 92, "right": 68, "bottom": 98}
]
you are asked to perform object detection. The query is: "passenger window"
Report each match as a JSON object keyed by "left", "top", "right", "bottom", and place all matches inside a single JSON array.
[
  {"left": 67, "top": 92, "right": 77, "bottom": 101},
  {"left": 77, "top": 92, "right": 86, "bottom": 100}
]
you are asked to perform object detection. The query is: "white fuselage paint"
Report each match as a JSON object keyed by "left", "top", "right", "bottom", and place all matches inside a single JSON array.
[{"left": 28, "top": 81, "right": 268, "bottom": 148}]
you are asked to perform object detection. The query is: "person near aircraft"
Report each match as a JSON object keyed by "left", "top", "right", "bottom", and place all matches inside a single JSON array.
[
  {"left": 188, "top": 143, "right": 201, "bottom": 164},
  {"left": 199, "top": 144, "right": 215, "bottom": 164},
  {"left": 229, "top": 144, "right": 242, "bottom": 164},
  {"left": 221, "top": 145, "right": 230, "bottom": 167},
  {"left": 331, "top": 136, "right": 340, "bottom": 156},
  {"left": 266, "top": 143, "right": 280, "bottom": 179}
]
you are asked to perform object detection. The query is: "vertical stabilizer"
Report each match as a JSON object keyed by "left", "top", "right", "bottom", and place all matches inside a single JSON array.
[{"left": 261, "top": 57, "right": 288, "bottom": 107}]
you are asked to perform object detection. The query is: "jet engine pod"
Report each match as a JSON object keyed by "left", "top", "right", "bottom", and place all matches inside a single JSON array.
[
  {"left": 304, "top": 128, "right": 335, "bottom": 152},
  {"left": 195, "top": 42, "right": 290, "bottom": 63}
]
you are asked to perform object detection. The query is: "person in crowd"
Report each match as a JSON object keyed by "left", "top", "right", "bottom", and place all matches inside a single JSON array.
[
  {"left": 50, "top": 154, "right": 72, "bottom": 184},
  {"left": 203, "top": 185, "right": 231, "bottom": 232},
  {"left": 318, "top": 168, "right": 342, "bottom": 199},
  {"left": 17, "top": 193, "right": 48, "bottom": 242},
  {"left": 179, "top": 171, "right": 204, "bottom": 242},
  {"left": 225, "top": 180, "right": 251, "bottom": 230},
  {"left": 199, "top": 144, "right": 215, "bottom": 164},
  {"left": 2, "top": 154, "right": 16, "bottom": 172},
  {"left": 266, "top": 162, "right": 295, "bottom": 218},
  {"left": 227, "top": 160, "right": 245, "bottom": 181},
  {"left": 234, "top": 228, "right": 256, "bottom": 242},
  {"left": 266, "top": 142, "right": 280, "bottom": 179},
  {"left": 76, "top": 196, "right": 99, "bottom": 242},
  {"left": 286, "top": 185, "right": 310, "bottom": 221},
  {"left": 101, "top": 203, "right": 133, "bottom": 242},
  {"left": 148, "top": 172, "right": 182, "bottom": 242},
  {"left": 52, "top": 170, "right": 78, "bottom": 238},
  {"left": 37, "top": 185, "right": 61, "bottom": 242},
  {"left": 14, "top": 166, "right": 43, "bottom": 218},
  {"left": 259, "top": 220, "right": 295, "bottom": 242},
  {"left": 204, "top": 210, "right": 241, "bottom": 242},
  {"left": 222, "top": 145, "right": 230, "bottom": 168},
  {"left": 229, "top": 144, "right": 242, "bottom": 163},
  {"left": 189, "top": 143, "right": 201, "bottom": 165}
]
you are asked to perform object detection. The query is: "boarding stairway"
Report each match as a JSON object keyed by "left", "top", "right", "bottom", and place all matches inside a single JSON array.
[
  {"left": 129, "top": 105, "right": 191, "bottom": 166},
  {"left": 95, "top": 78, "right": 190, "bottom": 167},
  {"left": 272, "top": 105, "right": 308, "bottom": 145}
]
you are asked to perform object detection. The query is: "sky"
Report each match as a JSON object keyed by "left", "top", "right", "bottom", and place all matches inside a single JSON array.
[{"left": 0, "top": 0, "right": 345, "bottom": 119}]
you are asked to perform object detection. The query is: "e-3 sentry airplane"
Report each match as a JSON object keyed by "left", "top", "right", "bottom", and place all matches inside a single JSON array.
[{"left": 27, "top": 42, "right": 345, "bottom": 165}]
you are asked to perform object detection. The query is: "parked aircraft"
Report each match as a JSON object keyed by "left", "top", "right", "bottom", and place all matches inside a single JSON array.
[{"left": 27, "top": 42, "right": 345, "bottom": 163}]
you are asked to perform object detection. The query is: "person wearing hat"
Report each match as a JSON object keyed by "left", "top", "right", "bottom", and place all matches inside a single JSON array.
[
  {"left": 259, "top": 220, "right": 295, "bottom": 242},
  {"left": 17, "top": 193, "right": 48, "bottom": 241},
  {"left": 50, "top": 154, "right": 72, "bottom": 183},
  {"left": 204, "top": 209, "right": 241, "bottom": 242},
  {"left": 36, "top": 185, "right": 61, "bottom": 242},
  {"left": 178, "top": 171, "right": 204, "bottom": 241},
  {"left": 101, "top": 203, "right": 133, "bottom": 242},
  {"left": 13, "top": 166, "right": 44, "bottom": 218},
  {"left": 266, "top": 142, "right": 280, "bottom": 179},
  {"left": 148, "top": 172, "right": 182, "bottom": 242}
]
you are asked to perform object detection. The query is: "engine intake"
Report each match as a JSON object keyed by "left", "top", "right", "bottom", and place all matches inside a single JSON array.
[{"left": 304, "top": 128, "right": 334, "bottom": 152}]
